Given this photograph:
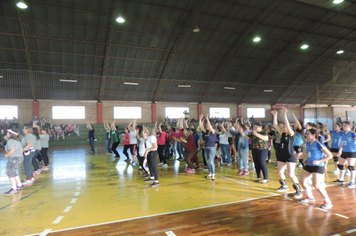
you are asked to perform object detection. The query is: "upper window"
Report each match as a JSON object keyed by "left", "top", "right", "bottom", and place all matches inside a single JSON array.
[
  {"left": 52, "top": 106, "right": 85, "bottom": 119},
  {"left": 165, "top": 107, "right": 189, "bottom": 119},
  {"left": 0, "top": 105, "right": 18, "bottom": 119},
  {"left": 209, "top": 107, "right": 230, "bottom": 118},
  {"left": 114, "top": 107, "right": 142, "bottom": 119},
  {"left": 247, "top": 108, "right": 265, "bottom": 118}
]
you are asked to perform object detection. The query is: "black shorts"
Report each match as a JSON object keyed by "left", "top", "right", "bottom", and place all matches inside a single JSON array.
[
  {"left": 249, "top": 144, "right": 252, "bottom": 150},
  {"left": 330, "top": 148, "right": 339, "bottom": 153},
  {"left": 228, "top": 137, "right": 233, "bottom": 145},
  {"left": 341, "top": 152, "right": 356, "bottom": 158},
  {"left": 215, "top": 142, "right": 220, "bottom": 148},
  {"left": 303, "top": 165, "right": 325, "bottom": 174},
  {"left": 294, "top": 146, "right": 303, "bottom": 153},
  {"left": 278, "top": 155, "right": 298, "bottom": 163}
]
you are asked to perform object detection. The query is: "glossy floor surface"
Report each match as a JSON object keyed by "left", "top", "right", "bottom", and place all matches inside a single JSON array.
[{"left": 0, "top": 147, "right": 355, "bottom": 236}]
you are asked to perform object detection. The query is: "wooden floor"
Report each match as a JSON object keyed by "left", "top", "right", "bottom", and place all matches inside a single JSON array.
[{"left": 0, "top": 147, "right": 356, "bottom": 236}]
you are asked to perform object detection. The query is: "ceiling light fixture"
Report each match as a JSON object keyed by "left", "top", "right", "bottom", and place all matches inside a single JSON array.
[
  {"left": 333, "top": 0, "right": 344, "bottom": 4},
  {"left": 123, "top": 82, "right": 138, "bottom": 85},
  {"left": 178, "top": 85, "right": 191, "bottom": 88},
  {"left": 301, "top": 44, "right": 309, "bottom": 50},
  {"left": 264, "top": 90, "right": 273, "bottom": 92},
  {"left": 253, "top": 36, "right": 261, "bottom": 42},
  {"left": 0, "top": 76, "right": 3, "bottom": 78},
  {"left": 116, "top": 17, "right": 125, "bottom": 23},
  {"left": 59, "top": 79, "right": 77, "bottom": 83},
  {"left": 16, "top": 1, "right": 28, "bottom": 9},
  {"left": 193, "top": 25, "right": 200, "bottom": 33},
  {"left": 336, "top": 50, "right": 344, "bottom": 54},
  {"left": 224, "top": 87, "right": 236, "bottom": 90}
]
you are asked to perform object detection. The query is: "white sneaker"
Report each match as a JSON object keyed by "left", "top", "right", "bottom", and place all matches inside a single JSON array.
[
  {"left": 331, "top": 169, "right": 339, "bottom": 174},
  {"left": 162, "top": 164, "right": 168, "bottom": 167},
  {"left": 157, "top": 163, "right": 163, "bottom": 167},
  {"left": 23, "top": 179, "right": 33, "bottom": 185},
  {"left": 31, "top": 177, "right": 35, "bottom": 181}
]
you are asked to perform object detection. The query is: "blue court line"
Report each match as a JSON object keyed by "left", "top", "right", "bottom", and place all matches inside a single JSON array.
[{"left": 0, "top": 184, "right": 47, "bottom": 210}]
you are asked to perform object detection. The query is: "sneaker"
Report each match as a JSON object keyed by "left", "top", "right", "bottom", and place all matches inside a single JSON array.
[
  {"left": 150, "top": 182, "right": 159, "bottom": 187},
  {"left": 187, "top": 168, "right": 194, "bottom": 173},
  {"left": 237, "top": 170, "right": 244, "bottom": 175},
  {"left": 114, "top": 156, "right": 120, "bottom": 158},
  {"left": 212, "top": 176, "right": 215, "bottom": 181},
  {"left": 276, "top": 185, "right": 289, "bottom": 191},
  {"left": 41, "top": 166, "right": 49, "bottom": 170},
  {"left": 33, "top": 171, "right": 37, "bottom": 176},
  {"left": 106, "top": 152, "right": 112, "bottom": 155},
  {"left": 94, "top": 139, "right": 97, "bottom": 141},
  {"left": 251, "top": 167, "right": 256, "bottom": 171},
  {"left": 221, "top": 163, "right": 227, "bottom": 165},
  {"left": 297, "top": 163, "right": 302, "bottom": 168},
  {"left": 293, "top": 191, "right": 303, "bottom": 199},
  {"left": 241, "top": 171, "right": 249, "bottom": 176},
  {"left": 331, "top": 169, "right": 339, "bottom": 174},
  {"left": 205, "top": 175, "right": 212, "bottom": 179},
  {"left": 36, "top": 170, "right": 41, "bottom": 175},
  {"left": 39, "top": 160, "right": 44, "bottom": 165},
  {"left": 203, "top": 166, "right": 209, "bottom": 170},
  {"left": 333, "top": 179, "right": 345, "bottom": 184},
  {"left": 299, "top": 196, "right": 315, "bottom": 203},
  {"left": 260, "top": 179, "right": 269, "bottom": 184},
  {"left": 5, "top": 188, "right": 19, "bottom": 195},
  {"left": 253, "top": 178, "right": 261, "bottom": 182},
  {"left": 347, "top": 182, "right": 356, "bottom": 188},
  {"left": 186, "top": 168, "right": 192, "bottom": 173},
  {"left": 17, "top": 185, "right": 25, "bottom": 190},
  {"left": 320, "top": 201, "right": 333, "bottom": 209},
  {"left": 23, "top": 179, "right": 33, "bottom": 185},
  {"left": 31, "top": 177, "right": 35, "bottom": 181},
  {"left": 157, "top": 163, "right": 163, "bottom": 167},
  {"left": 227, "top": 164, "right": 231, "bottom": 167},
  {"left": 145, "top": 178, "right": 155, "bottom": 182},
  {"left": 125, "top": 159, "right": 131, "bottom": 162},
  {"left": 346, "top": 170, "right": 350, "bottom": 176},
  {"left": 162, "top": 164, "right": 168, "bottom": 168}
]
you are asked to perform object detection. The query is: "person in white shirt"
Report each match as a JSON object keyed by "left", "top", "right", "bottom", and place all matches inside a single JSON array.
[
  {"left": 144, "top": 127, "right": 159, "bottom": 187},
  {"left": 128, "top": 120, "right": 138, "bottom": 166},
  {"left": 217, "top": 122, "right": 231, "bottom": 166}
]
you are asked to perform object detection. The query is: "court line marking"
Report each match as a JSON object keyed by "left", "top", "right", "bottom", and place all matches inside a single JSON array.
[
  {"left": 24, "top": 194, "right": 279, "bottom": 236},
  {"left": 52, "top": 216, "right": 64, "bottom": 224},
  {"left": 0, "top": 184, "right": 47, "bottom": 210},
  {"left": 335, "top": 213, "right": 349, "bottom": 219},
  {"left": 74, "top": 192, "right": 80, "bottom": 196},
  {"left": 346, "top": 229, "right": 356, "bottom": 233},
  {"left": 70, "top": 198, "right": 77, "bottom": 204},
  {"left": 63, "top": 206, "right": 72, "bottom": 213},
  {"left": 331, "top": 234, "right": 341, "bottom": 236},
  {"left": 315, "top": 208, "right": 327, "bottom": 212},
  {"left": 165, "top": 231, "right": 177, "bottom": 236},
  {"left": 217, "top": 175, "right": 278, "bottom": 195},
  {"left": 39, "top": 229, "right": 51, "bottom": 236},
  {"left": 76, "top": 186, "right": 81, "bottom": 190}
]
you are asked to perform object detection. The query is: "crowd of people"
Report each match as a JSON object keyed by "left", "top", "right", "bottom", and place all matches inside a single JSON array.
[{"left": 3, "top": 109, "right": 356, "bottom": 210}]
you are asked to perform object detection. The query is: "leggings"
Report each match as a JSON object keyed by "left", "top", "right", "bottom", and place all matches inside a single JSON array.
[
  {"left": 137, "top": 147, "right": 148, "bottom": 174},
  {"left": 7, "top": 156, "right": 24, "bottom": 178},
  {"left": 164, "top": 142, "right": 170, "bottom": 158},
  {"left": 252, "top": 149, "right": 269, "bottom": 180},
  {"left": 40, "top": 148, "right": 49, "bottom": 166},
  {"left": 24, "top": 151, "right": 35, "bottom": 179},
  {"left": 158, "top": 145, "right": 166, "bottom": 164},
  {"left": 185, "top": 150, "right": 198, "bottom": 169},
  {"left": 112, "top": 142, "right": 120, "bottom": 157},
  {"left": 267, "top": 150, "right": 271, "bottom": 161},
  {"left": 171, "top": 141, "right": 176, "bottom": 156},
  {"left": 129, "top": 144, "right": 137, "bottom": 156},
  {"left": 32, "top": 150, "right": 40, "bottom": 171},
  {"left": 36, "top": 150, "right": 43, "bottom": 162},
  {"left": 123, "top": 145, "right": 130, "bottom": 159},
  {"left": 201, "top": 149, "right": 207, "bottom": 166},
  {"left": 147, "top": 150, "right": 158, "bottom": 180}
]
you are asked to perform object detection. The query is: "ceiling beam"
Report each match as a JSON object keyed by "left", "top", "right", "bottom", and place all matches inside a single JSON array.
[
  {"left": 152, "top": 0, "right": 206, "bottom": 102},
  {"left": 98, "top": 0, "right": 120, "bottom": 102},
  {"left": 16, "top": 8, "right": 36, "bottom": 100}
]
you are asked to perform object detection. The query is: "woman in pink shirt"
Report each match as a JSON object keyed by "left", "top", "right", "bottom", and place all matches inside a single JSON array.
[
  {"left": 123, "top": 127, "right": 131, "bottom": 161},
  {"left": 156, "top": 122, "right": 167, "bottom": 167}
]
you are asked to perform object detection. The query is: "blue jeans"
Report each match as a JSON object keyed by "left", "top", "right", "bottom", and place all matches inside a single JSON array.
[
  {"left": 238, "top": 147, "right": 249, "bottom": 171},
  {"left": 89, "top": 137, "right": 95, "bottom": 152},
  {"left": 171, "top": 141, "right": 176, "bottom": 156},
  {"left": 220, "top": 144, "right": 231, "bottom": 164},
  {"left": 205, "top": 147, "right": 216, "bottom": 174},
  {"left": 105, "top": 138, "right": 112, "bottom": 153},
  {"left": 32, "top": 150, "right": 40, "bottom": 171},
  {"left": 177, "top": 142, "right": 184, "bottom": 158},
  {"left": 24, "top": 151, "right": 35, "bottom": 179},
  {"left": 164, "top": 142, "right": 170, "bottom": 158}
]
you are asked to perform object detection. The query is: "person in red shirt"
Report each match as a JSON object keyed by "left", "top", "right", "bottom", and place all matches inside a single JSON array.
[
  {"left": 123, "top": 127, "right": 131, "bottom": 161},
  {"left": 178, "top": 128, "right": 198, "bottom": 173},
  {"left": 174, "top": 118, "right": 185, "bottom": 160},
  {"left": 169, "top": 127, "right": 176, "bottom": 157},
  {"left": 156, "top": 122, "right": 168, "bottom": 167}
]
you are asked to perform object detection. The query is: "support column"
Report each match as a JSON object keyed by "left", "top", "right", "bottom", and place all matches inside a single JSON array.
[
  {"left": 300, "top": 106, "right": 305, "bottom": 124},
  {"left": 33, "top": 101, "right": 39, "bottom": 118},
  {"left": 332, "top": 106, "right": 334, "bottom": 128},
  {"left": 97, "top": 102, "right": 103, "bottom": 124},
  {"left": 152, "top": 102, "right": 156, "bottom": 123},
  {"left": 238, "top": 104, "right": 241, "bottom": 117},
  {"left": 198, "top": 103, "right": 202, "bottom": 118}
]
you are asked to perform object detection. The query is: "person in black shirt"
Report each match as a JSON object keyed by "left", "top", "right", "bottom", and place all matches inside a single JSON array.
[
  {"left": 86, "top": 121, "right": 96, "bottom": 154},
  {"left": 271, "top": 107, "right": 302, "bottom": 198}
]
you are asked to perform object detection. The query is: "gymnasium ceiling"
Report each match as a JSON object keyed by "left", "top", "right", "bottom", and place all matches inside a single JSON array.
[{"left": 1, "top": 0, "right": 356, "bottom": 105}]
